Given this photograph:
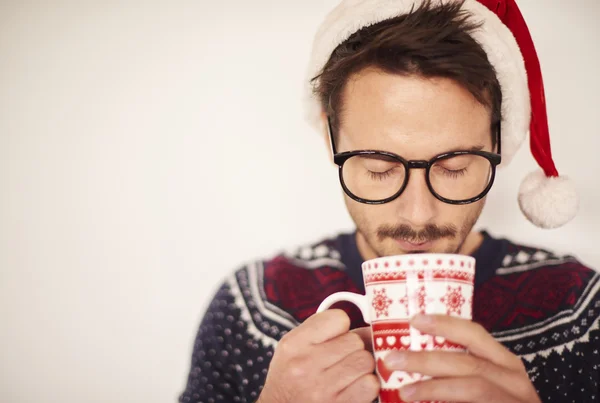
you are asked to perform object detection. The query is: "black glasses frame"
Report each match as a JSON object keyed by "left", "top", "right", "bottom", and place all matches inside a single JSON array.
[{"left": 327, "top": 117, "right": 502, "bottom": 205}]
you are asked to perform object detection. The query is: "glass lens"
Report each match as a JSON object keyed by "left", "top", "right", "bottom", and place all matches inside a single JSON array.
[
  {"left": 341, "top": 154, "right": 406, "bottom": 201},
  {"left": 429, "top": 154, "right": 493, "bottom": 201}
]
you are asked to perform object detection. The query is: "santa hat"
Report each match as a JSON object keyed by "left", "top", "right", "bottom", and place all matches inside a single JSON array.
[{"left": 304, "top": 0, "right": 579, "bottom": 229}]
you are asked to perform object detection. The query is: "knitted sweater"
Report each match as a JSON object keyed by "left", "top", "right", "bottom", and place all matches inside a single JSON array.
[{"left": 179, "top": 231, "right": 600, "bottom": 403}]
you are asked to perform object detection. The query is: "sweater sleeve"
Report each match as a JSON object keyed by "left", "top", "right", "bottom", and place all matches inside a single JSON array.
[
  {"left": 178, "top": 281, "right": 273, "bottom": 403},
  {"left": 525, "top": 288, "right": 600, "bottom": 402}
]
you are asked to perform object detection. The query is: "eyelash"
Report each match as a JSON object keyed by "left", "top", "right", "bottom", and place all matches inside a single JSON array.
[
  {"left": 442, "top": 168, "right": 467, "bottom": 178},
  {"left": 368, "top": 170, "right": 394, "bottom": 181},
  {"left": 368, "top": 167, "right": 467, "bottom": 180}
]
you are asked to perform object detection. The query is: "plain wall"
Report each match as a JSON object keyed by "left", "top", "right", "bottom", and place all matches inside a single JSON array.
[{"left": 1, "top": 1, "right": 599, "bottom": 402}]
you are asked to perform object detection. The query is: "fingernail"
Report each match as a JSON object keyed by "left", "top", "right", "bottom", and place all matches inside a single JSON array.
[
  {"left": 399, "top": 384, "right": 416, "bottom": 400},
  {"left": 411, "top": 314, "right": 434, "bottom": 328},
  {"left": 385, "top": 351, "right": 407, "bottom": 368}
]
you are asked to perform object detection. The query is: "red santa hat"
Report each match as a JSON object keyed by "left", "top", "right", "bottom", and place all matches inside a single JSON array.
[{"left": 305, "top": 0, "right": 579, "bottom": 229}]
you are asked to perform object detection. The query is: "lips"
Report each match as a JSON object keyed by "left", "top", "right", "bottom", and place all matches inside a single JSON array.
[{"left": 395, "top": 238, "right": 434, "bottom": 252}]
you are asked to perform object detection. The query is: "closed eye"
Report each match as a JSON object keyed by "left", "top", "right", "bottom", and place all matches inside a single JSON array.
[
  {"left": 441, "top": 167, "right": 468, "bottom": 178},
  {"left": 368, "top": 169, "right": 395, "bottom": 181}
]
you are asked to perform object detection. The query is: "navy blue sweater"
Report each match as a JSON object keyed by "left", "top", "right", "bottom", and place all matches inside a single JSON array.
[{"left": 179, "top": 231, "right": 600, "bottom": 402}]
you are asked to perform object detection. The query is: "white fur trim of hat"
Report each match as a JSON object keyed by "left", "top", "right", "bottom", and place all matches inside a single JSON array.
[{"left": 304, "top": 0, "right": 578, "bottom": 229}]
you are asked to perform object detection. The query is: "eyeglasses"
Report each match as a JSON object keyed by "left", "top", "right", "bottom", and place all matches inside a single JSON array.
[{"left": 327, "top": 117, "right": 502, "bottom": 205}]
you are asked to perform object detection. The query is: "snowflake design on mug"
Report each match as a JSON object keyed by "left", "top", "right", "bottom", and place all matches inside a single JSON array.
[
  {"left": 372, "top": 288, "right": 393, "bottom": 318},
  {"left": 440, "top": 285, "right": 466, "bottom": 316},
  {"left": 399, "top": 285, "right": 431, "bottom": 315}
]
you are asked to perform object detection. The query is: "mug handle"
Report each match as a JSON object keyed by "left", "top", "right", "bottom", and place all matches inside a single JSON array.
[{"left": 316, "top": 292, "right": 372, "bottom": 325}]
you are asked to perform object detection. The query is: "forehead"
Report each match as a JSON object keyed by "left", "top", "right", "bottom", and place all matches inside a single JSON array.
[{"left": 337, "top": 68, "right": 493, "bottom": 159}]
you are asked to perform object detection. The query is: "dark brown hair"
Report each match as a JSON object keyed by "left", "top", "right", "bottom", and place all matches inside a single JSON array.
[{"left": 311, "top": 0, "right": 501, "bottom": 147}]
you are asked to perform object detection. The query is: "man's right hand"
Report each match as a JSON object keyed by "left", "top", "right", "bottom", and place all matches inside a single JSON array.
[{"left": 257, "top": 309, "right": 379, "bottom": 403}]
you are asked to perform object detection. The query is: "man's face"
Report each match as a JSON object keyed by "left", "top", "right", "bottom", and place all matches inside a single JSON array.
[{"left": 334, "top": 68, "right": 493, "bottom": 259}]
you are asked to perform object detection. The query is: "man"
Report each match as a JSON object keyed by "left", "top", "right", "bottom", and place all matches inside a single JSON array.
[{"left": 179, "top": 0, "right": 598, "bottom": 402}]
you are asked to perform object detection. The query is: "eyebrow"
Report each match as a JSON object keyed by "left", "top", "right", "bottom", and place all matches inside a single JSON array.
[
  {"left": 341, "top": 144, "right": 490, "bottom": 160},
  {"left": 443, "top": 144, "right": 486, "bottom": 153}
]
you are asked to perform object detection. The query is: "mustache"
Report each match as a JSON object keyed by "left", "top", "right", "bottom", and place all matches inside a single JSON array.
[{"left": 377, "top": 223, "right": 458, "bottom": 243}]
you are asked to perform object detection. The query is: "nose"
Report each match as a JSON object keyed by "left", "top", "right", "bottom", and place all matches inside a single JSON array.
[{"left": 395, "top": 168, "right": 437, "bottom": 226}]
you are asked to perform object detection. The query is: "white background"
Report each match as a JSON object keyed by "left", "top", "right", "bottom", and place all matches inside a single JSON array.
[{"left": 1, "top": 1, "right": 599, "bottom": 402}]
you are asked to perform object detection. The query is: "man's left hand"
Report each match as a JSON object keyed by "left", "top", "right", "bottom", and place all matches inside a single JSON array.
[{"left": 384, "top": 314, "right": 541, "bottom": 402}]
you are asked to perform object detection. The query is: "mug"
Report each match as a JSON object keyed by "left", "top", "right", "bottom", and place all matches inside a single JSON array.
[{"left": 317, "top": 253, "right": 475, "bottom": 403}]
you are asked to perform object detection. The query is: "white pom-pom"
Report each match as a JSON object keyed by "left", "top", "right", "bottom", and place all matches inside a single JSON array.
[{"left": 518, "top": 170, "right": 579, "bottom": 229}]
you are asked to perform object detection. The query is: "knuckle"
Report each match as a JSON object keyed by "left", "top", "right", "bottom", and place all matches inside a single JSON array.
[
  {"left": 320, "top": 308, "right": 343, "bottom": 319},
  {"left": 469, "top": 377, "right": 496, "bottom": 401},
  {"left": 346, "top": 331, "right": 366, "bottom": 350},
  {"left": 277, "top": 334, "right": 295, "bottom": 356},
  {"left": 469, "top": 356, "right": 490, "bottom": 376},
  {"left": 355, "top": 375, "right": 381, "bottom": 402},
  {"left": 311, "top": 309, "right": 351, "bottom": 334},
  {"left": 329, "top": 309, "right": 351, "bottom": 328},
  {"left": 472, "top": 322, "right": 487, "bottom": 338},
  {"left": 351, "top": 350, "right": 376, "bottom": 373},
  {"left": 416, "top": 351, "right": 432, "bottom": 369},
  {"left": 363, "top": 374, "right": 381, "bottom": 396}
]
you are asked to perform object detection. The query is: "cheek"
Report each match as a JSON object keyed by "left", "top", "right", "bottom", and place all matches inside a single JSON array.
[
  {"left": 435, "top": 201, "right": 485, "bottom": 228},
  {"left": 438, "top": 203, "right": 466, "bottom": 221},
  {"left": 344, "top": 197, "right": 390, "bottom": 231},
  {"left": 344, "top": 197, "right": 367, "bottom": 227},
  {"left": 454, "top": 201, "right": 485, "bottom": 229}
]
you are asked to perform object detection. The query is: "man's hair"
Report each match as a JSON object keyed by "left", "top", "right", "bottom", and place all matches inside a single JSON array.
[{"left": 311, "top": 0, "right": 501, "bottom": 148}]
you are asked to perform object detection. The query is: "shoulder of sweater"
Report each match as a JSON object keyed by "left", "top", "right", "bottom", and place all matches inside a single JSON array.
[
  {"left": 210, "top": 234, "right": 353, "bottom": 348},
  {"left": 477, "top": 238, "right": 599, "bottom": 362}
]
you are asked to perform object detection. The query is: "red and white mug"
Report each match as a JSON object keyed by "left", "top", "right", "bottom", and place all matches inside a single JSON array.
[{"left": 317, "top": 253, "right": 475, "bottom": 403}]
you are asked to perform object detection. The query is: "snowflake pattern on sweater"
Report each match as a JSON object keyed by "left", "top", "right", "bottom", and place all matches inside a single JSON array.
[{"left": 179, "top": 232, "right": 600, "bottom": 402}]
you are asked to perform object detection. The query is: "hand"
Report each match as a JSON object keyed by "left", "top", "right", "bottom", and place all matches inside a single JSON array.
[
  {"left": 385, "top": 314, "right": 541, "bottom": 403},
  {"left": 257, "top": 309, "right": 379, "bottom": 403}
]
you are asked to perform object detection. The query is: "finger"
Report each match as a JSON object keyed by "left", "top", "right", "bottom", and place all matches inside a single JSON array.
[
  {"left": 335, "top": 373, "right": 380, "bottom": 403},
  {"left": 351, "top": 327, "right": 373, "bottom": 352},
  {"left": 292, "top": 309, "right": 351, "bottom": 345},
  {"left": 410, "top": 314, "right": 524, "bottom": 371},
  {"left": 399, "top": 376, "right": 519, "bottom": 403},
  {"left": 384, "top": 349, "right": 519, "bottom": 392},
  {"left": 324, "top": 349, "right": 376, "bottom": 394},
  {"left": 313, "top": 331, "right": 367, "bottom": 369}
]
